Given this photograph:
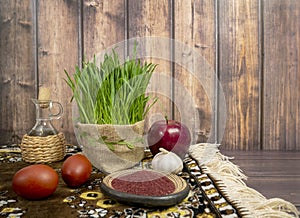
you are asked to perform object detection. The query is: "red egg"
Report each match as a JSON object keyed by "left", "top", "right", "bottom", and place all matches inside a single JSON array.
[
  {"left": 61, "top": 154, "right": 92, "bottom": 188},
  {"left": 12, "top": 164, "right": 59, "bottom": 200}
]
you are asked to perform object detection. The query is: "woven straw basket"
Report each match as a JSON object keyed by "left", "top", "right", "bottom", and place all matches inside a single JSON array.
[
  {"left": 76, "top": 120, "right": 145, "bottom": 174},
  {"left": 20, "top": 132, "right": 66, "bottom": 163}
]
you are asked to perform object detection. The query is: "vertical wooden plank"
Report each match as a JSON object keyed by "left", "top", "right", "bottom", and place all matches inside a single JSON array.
[
  {"left": 127, "top": 0, "right": 172, "bottom": 129},
  {"left": 174, "top": 0, "right": 216, "bottom": 143},
  {"left": 81, "top": 0, "right": 126, "bottom": 130},
  {"left": 83, "top": 0, "right": 126, "bottom": 59},
  {"left": 263, "top": 0, "right": 300, "bottom": 150},
  {"left": 0, "top": 0, "right": 36, "bottom": 145},
  {"left": 82, "top": 0, "right": 126, "bottom": 129},
  {"left": 218, "top": 0, "right": 261, "bottom": 150},
  {"left": 37, "top": 0, "right": 80, "bottom": 144}
]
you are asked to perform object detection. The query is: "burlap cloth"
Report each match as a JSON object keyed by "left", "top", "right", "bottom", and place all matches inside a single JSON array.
[{"left": 76, "top": 120, "right": 145, "bottom": 174}]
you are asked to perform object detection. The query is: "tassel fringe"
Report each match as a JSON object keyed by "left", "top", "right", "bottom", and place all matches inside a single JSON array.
[{"left": 188, "top": 143, "right": 300, "bottom": 218}]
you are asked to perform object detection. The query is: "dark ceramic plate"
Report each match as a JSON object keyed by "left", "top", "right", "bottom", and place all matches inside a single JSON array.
[{"left": 100, "top": 169, "right": 190, "bottom": 207}]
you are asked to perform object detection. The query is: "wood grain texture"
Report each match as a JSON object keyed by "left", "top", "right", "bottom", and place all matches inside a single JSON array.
[
  {"left": 173, "top": 0, "right": 216, "bottom": 144},
  {"left": 127, "top": 0, "right": 172, "bottom": 130},
  {"left": 246, "top": 177, "right": 300, "bottom": 207},
  {"left": 218, "top": 0, "right": 261, "bottom": 150},
  {"left": 37, "top": 0, "right": 80, "bottom": 144},
  {"left": 222, "top": 150, "right": 300, "bottom": 160},
  {"left": 83, "top": 0, "right": 126, "bottom": 59},
  {"left": 263, "top": 0, "right": 300, "bottom": 150},
  {"left": 0, "top": 0, "right": 36, "bottom": 144},
  {"left": 230, "top": 159, "right": 300, "bottom": 176},
  {"left": 221, "top": 149, "right": 300, "bottom": 208},
  {"left": 0, "top": 1, "right": 300, "bottom": 151}
]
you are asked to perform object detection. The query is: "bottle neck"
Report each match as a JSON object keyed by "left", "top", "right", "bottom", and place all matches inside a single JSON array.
[
  {"left": 28, "top": 99, "right": 59, "bottom": 136},
  {"left": 34, "top": 101, "right": 52, "bottom": 121}
]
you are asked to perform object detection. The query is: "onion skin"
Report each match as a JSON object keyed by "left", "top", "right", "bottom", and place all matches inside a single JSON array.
[{"left": 147, "top": 119, "right": 191, "bottom": 159}]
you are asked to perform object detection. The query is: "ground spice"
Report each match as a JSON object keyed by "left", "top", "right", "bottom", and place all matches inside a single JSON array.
[{"left": 111, "top": 170, "right": 176, "bottom": 196}]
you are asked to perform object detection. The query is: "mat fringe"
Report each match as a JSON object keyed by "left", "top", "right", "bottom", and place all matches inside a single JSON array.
[{"left": 188, "top": 143, "right": 300, "bottom": 218}]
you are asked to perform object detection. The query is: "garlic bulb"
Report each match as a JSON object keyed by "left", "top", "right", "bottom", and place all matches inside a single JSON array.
[{"left": 151, "top": 148, "right": 183, "bottom": 174}]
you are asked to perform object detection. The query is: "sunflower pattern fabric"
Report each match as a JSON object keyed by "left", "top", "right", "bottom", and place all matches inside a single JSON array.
[{"left": 0, "top": 144, "right": 299, "bottom": 218}]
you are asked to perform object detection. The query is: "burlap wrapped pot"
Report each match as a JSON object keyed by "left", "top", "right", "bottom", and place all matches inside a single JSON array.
[{"left": 76, "top": 120, "right": 145, "bottom": 174}]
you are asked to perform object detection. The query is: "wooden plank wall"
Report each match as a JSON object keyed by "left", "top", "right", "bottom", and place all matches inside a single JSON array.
[{"left": 0, "top": 0, "right": 299, "bottom": 151}]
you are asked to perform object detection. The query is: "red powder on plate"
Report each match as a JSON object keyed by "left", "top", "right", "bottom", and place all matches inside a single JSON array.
[{"left": 111, "top": 170, "right": 176, "bottom": 196}]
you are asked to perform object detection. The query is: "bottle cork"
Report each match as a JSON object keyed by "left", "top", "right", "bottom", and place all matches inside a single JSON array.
[{"left": 38, "top": 87, "right": 51, "bottom": 101}]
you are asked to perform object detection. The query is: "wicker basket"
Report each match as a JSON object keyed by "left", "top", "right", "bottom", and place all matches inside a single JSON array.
[{"left": 20, "top": 132, "right": 66, "bottom": 163}]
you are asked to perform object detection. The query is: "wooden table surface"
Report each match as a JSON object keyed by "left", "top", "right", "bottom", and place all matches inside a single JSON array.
[{"left": 221, "top": 149, "right": 300, "bottom": 212}]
